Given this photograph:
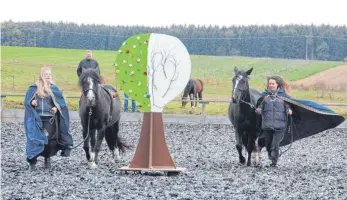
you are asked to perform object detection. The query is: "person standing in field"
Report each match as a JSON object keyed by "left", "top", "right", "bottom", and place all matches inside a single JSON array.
[
  {"left": 124, "top": 93, "right": 137, "bottom": 112},
  {"left": 77, "top": 50, "right": 100, "bottom": 78}
]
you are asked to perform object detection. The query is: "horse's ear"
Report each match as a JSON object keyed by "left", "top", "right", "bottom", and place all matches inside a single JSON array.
[
  {"left": 234, "top": 66, "right": 239, "bottom": 73},
  {"left": 245, "top": 67, "right": 253, "bottom": 75}
]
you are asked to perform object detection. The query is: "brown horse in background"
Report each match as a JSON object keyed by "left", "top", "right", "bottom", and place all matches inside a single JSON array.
[{"left": 182, "top": 78, "right": 204, "bottom": 109}]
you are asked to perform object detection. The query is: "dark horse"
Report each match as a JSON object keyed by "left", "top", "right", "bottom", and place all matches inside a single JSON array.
[
  {"left": 78, "top": 68, "right": 129, "bottom": 169},
  {"left": 181, "top": 78, "right": 204, "bottom": 109},
  {"left": 228, "top": 67, "right": 262, "bottom": 166}
]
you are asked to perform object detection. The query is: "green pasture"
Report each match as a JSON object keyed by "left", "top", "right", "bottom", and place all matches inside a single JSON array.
[{"left": 1, "top": 46, "right": 346, "bottom": 117}]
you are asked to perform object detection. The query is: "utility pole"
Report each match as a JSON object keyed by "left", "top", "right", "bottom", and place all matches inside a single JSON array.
[
  {"left": 305, "top": 36, "right": 308, "bottom": 60},
  {"left": 34, "top": 29, "right": 37, "bottom": 47},
  {"left": 309, "top": 26, "right": 314, "bottom": 61}
]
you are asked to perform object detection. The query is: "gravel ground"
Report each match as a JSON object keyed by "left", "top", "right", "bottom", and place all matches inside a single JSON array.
[{"left": 1, "top": 121, "right": 347, "bottom": 200}]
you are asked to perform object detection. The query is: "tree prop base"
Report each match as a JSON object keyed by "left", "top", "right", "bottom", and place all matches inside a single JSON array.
[{"left": 118, "top": 112, "right": 185, "bottom": 174}]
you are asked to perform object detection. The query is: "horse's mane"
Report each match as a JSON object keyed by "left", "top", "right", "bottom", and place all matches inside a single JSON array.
[{"left": 78, "top": 69, "right": 101, "bottom": 88}]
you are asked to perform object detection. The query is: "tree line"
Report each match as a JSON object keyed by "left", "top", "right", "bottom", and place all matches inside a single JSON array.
[{"left": 1, "top": 20, "right": 347, "bottom": 61}]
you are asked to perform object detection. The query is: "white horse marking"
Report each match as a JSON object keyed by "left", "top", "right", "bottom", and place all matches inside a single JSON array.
[
  {"left": 253, "top": 151, "right": 260, "bottom": 166},
  {"left": 252, "top": 138, "right": 261, "bottom": 166},
  {"left": 233, "top": 75, "right": 243, "bottom": 99},
  {"left": 88, "top": 152, "right": 98, "bottom": 169},
  {"left": 113, "top": 148, "right": 121, "bottom": 162},
  {"left": 88, "top": 161, "right": 98, "bottom": 169},
  {"left": 87, "top": 77, "right": 94, "bottom": 101},
  {"left": 89, "top": 152, "right": 95, "bottom": 162}
]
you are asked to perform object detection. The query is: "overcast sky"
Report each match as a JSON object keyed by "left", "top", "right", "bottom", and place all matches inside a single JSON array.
[{"left": 1, "top": 0, "right": 346, "bottom": 27}]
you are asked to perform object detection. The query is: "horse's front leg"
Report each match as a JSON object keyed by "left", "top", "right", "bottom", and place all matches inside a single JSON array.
[
  {"left": 189, "top": 94, "right": 194, "bottom": 108},
  {"left": 93, "top": 127, "right": 106, "bottom": 165},
  {"left": 197, "top": 92, "right": 202, "bottom": 108},
  {"left": 235, "top": 130, "right": 245, "bottom": 165},
  {"left": 82, "top": 127, "right": 91, "bottom": 162},
  {"left": 252, "top": 137, "right": 262, "bottom": 167},
  {"left": 246, "top": 133, "right": 255, "bottom": 167},
  {"left": 88, "top": 129, "right": 98, "bottom": 169},
  {"left": 189, "top": 94, "right": 194, "bottom": 113},
  {"left": 194, "top": 93, "right": 198, "bottom": 108}
]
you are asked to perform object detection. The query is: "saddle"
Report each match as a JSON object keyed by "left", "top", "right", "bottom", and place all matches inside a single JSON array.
[{"left": 100, "top": 84, "right": 117, "bottom": 123}]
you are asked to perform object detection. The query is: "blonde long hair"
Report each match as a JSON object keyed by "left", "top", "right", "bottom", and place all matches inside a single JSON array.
[{"left": 36, "top": 66, "right": 54, "bottom": 98}]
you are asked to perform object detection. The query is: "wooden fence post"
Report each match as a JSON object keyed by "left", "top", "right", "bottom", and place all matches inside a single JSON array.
[
  {"left": 1, "top": 96, "right": 5, "bottom": 118},
  {"left": 201, "top": 101, "right": 209, "bottom": 124}
]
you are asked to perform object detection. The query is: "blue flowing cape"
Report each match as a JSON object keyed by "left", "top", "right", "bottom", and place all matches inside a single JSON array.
[
  {"left": 24, "top": 84, "right": 73, "bottom": 159},
  {"left": 257, "top": 88, "right": 345, "bottom": 146}
]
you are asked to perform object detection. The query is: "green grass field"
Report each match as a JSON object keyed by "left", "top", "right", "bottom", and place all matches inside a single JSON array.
[{"left": 1, "top": 46, "right": 346, "bottom": 117}]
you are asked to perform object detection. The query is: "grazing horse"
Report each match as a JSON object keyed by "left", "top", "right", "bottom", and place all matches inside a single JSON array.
[
  {"left": 181, "top": 78, "right": 204, "bottom": 109},
  {"left": 78, "top": 68, "right": 129, "bottom": 169},
  {"left": 228, "top": 67, "right": 262, "bottom": 166}
]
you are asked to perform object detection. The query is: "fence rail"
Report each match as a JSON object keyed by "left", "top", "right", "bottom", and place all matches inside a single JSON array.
[
  {"left": 2, "top": 94, "right": 347, "bottom": 105},
  {"left": 1, "top": 94, "right": 347, "bottom": 118},
  {"left": 1, "top": 94, "right": 347, "bottom": 126}
]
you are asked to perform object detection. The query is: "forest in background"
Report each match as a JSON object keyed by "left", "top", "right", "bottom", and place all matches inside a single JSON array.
[{"left": 1, "top": 20, "right": 347, "bottom": 61}]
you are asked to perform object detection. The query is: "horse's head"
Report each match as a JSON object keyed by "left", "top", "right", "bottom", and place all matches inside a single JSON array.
[
  {"left": 78, "top": 68, "right": 102, "bottom": 107},
  {"left": 181, "top": 94, "right": 188, "bottom": 108},
  {"left": 231, "top": 67, "right": 253, "bottom": 103},
  {"left": 181, "top": 79, "right": 192, "bottom": 108}
]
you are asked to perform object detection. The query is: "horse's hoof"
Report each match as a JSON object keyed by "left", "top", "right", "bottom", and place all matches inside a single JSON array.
[
  {"left": 88, "top": 162, "right": 98, "bottom": 169},
  {"left": 240, "top": 157, "right": 246, "bottom": 164},
  {"left": 113, "top": 157, "right": 121, "bottom": 163},
  {"left": 254, "top": 163, "right": 262, "bottom": 168},
  {"left": 112, "top": 149, "right": 121, "bottom": 163},
  {"left": 270, "top": 163, "right": 277, "bottom": 168}
]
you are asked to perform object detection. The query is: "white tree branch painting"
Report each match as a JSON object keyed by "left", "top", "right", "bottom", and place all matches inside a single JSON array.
[{"left": 147, "top": 34, "right": 191, "bottom": 112}]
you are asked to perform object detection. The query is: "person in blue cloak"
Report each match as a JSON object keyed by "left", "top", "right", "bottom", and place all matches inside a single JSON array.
[
  {"left": 255, "top": 75, "right": 345, "bottom": 167},
  {"left": 24, "top": 67, "right": 73, "bottom": 170}
]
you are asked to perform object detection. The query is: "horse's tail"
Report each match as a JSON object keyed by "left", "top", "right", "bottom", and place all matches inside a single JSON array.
[
  {"left": 116, "top": 135, "right": 133, "bottom": 153},
  {"left": 117, "top": 138, "right": 132, "bottom": 153}
]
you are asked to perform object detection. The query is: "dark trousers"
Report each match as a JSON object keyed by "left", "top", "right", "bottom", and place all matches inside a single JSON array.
[
  {"left": 27, "top": 116, "right": 58, "bottom": 165},
  {"left": 124, "top": 93, "right": 136, "bottom": 112},
  {"left": 263, "top": 129, "right": 285, "bottom": 164}
]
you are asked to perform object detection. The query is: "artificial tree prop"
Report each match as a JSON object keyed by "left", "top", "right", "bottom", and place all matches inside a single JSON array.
[{"left": 115, "top": 33, "right": 191, "bottom": 174}]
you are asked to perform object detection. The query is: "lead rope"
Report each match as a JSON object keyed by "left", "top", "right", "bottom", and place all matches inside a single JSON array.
[
  {"left": 53, "top": 107, "right": 92, "bottom": 150},
  {"left": 279, "top": 113, "right": 295, "bottom": 157}
]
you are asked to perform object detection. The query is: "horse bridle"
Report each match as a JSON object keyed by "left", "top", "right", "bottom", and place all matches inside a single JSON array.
[
  {"left": 83, "top": 88, "right": 97, "bottom": 97},
  {"left": 233, "top": 85, "right": 255, "bottom": 109}
]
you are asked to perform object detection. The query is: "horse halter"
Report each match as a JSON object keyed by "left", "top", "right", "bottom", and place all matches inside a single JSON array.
[
  {"left": 82, "top": 77, "right": 98, "bottom": 97},
  {"left": 83, "top": 88, "right": 97, "bottom": 96},
  {"left": 232, "top": 80, "right": 255, "bottom": 109}
]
